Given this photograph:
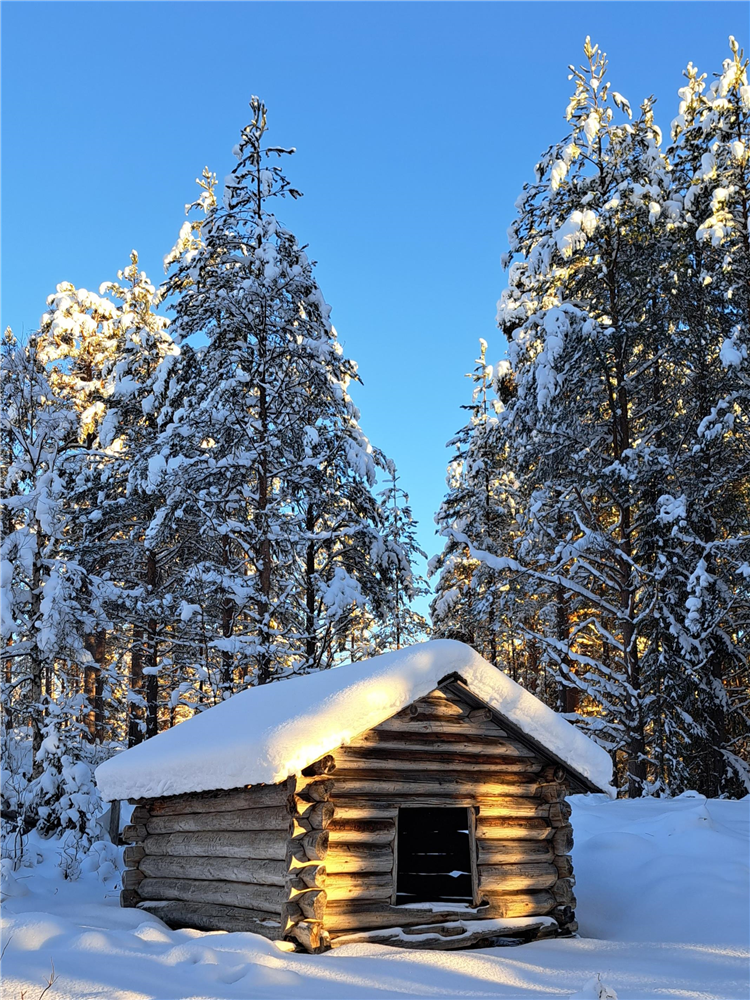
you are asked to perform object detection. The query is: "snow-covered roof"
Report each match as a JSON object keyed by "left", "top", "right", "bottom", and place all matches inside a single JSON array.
[{"left": 95, "top": 639, "right": 614, "bottom": 801}]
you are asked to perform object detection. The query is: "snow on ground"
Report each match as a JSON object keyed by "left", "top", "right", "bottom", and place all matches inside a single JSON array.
[{"left": 1, "top": 794, "right": 748, "bottom": 1000}]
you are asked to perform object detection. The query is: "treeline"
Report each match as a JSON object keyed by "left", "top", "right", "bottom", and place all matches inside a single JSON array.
[
  {"left": 431, "top": 39, "right": 750, "bottom": 797},
  {"left": 1, "top": 100, "right": 426, "bottom": 843}
]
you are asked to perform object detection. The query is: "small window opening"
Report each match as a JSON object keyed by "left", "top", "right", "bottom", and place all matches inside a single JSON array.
[{"left": 396, "top": 807, "right": 473, "bottom": 904}]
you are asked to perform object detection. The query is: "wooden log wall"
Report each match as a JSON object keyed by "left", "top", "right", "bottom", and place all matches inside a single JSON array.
[
  {"left": 121, "top": 782, "right": 292, "bottom": 940},
  {"left": 323, "top": 684, "right": 578, "bottom": 942},
  {"left": 120, "top": 772, "right": 337, "bottom": 952}
]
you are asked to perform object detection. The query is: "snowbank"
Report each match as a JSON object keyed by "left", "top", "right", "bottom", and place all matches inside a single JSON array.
[
  {"left": 95, "top": 639, "right": 614, "bottom": 801},
  {"left": 2, "top": 796, "right": 747, "bottom": 999}
]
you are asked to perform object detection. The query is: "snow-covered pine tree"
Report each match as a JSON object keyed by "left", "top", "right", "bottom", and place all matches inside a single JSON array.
[
  {"left": 0, "top": 330, "right": 108, "bottom": 841},
  {"left": 662, "top": 38, "right": 750, "bottom": 794},
  {"left": 376, "top": 463, "right": 428, "bottom": 651},
  {"left": 159, "top": 98, "right": 417, "bottom": 687},
  {"left": 431, "top": 341, "right": 504, "bottom": 661},
  {"left": 86, "top": 252, "right": 179, "bottom": 743},
  {"left": 36, "top": 283, "right": 122, "bottom": 741},
  {"left": 489, "top": 39, "right": 683, "bottom": 795}
]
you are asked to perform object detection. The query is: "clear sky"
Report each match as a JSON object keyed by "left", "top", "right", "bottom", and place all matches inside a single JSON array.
[{"left": 1, "top": 0, "right": 745, "bottom": 605}]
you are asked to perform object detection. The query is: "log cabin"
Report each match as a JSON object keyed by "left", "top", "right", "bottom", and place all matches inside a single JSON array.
[{"left": 95, "top": 640, "right": 614, "bottom": 952}]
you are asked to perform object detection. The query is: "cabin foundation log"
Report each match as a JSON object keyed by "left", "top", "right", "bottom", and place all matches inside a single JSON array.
[
  {"left": 329, "top": 916, "right": 559, "bottom": 950},
  {"left": 138, "top": 855, "right": 286, "bottom": 885},
  {"left": 137, "top": 877, "right": 284, "bottom": 914},
  {"left": 137, "top": 900, "right": 284, "bottom": 938}
]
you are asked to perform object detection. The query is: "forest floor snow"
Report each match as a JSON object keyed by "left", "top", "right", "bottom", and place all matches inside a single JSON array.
[{"left": 1, "top": 793, "right": 748, "bottom": 1000}]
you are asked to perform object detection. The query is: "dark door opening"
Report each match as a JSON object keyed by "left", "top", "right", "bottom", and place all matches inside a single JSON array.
[{"left": 396, "top": 807, "right": 473, "bottom": 904}]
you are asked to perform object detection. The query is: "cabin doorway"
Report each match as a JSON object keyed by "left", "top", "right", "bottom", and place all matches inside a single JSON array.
[{"left": 395, "top": 807, "right": 474, "bottom": 904}]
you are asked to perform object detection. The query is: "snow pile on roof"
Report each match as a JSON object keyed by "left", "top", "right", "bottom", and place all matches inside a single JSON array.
[{"left": 95, "top": 639, "right": 614, "bottom": 801}]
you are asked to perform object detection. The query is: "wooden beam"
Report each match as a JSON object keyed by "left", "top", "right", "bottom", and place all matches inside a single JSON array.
[
  {"left": 139, "top": 855, "right": 286, "bottom": 886},
  {"left": 326, "top": 843, "right": 393, "bottom": 874},
  {"left": 123, "top": 845, "right": 145, "bottom": 867},
  {"left": 331, "top": 778, "right": 545, "bottom": 799},
  {"left": 136, "top": 900, "right": 283, "bottom": 939},
  {"left": 147, "top": 805, "right": 289, "bottom": 836},
  {"left": 477, "top": 863, "right": 558, "bottom": 892},
  {"left": 325, "top": 872, "right": 394, "bottom": 901},
  {"left": 138, "top": 876, "right": 284, "bottom": 914},
  {"left": 143, "top": 829, "right": 288, "bottom": 860},
  {"left": 477, "top": 840, "right": 554, "bottom": 866},
  {"left": 148, "top": 783, "right": 288, "bottom": 817}
]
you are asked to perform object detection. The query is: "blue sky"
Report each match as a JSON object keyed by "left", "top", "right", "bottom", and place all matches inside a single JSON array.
[{"left": 1, "top": 0, "right": 744, "bottom": 603}]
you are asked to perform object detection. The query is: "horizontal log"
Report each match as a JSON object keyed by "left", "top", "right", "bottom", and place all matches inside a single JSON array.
[
  {"left": 325, "top": 872, "right": 394, "bottom": 901},
  {"left": 481, "top": 889, "right": 557, "bottom": 918},
  {"left": 290, "top": 919, "right": 328, "bottom": 952},
  {"left": 302, "top": 755, "right": 336, "bottom": 776},
  {"left": 139, "top": 854, "right": 286, "bottom": 886},
  {"left": 538, "top": 782, "right": 569, "bottom": 803},
  {"left": 476, "top": 840, "right": 554, "bottom": 866},
  {"left": 473, "top": 817, "right": 553, "bottom": 840},
  {"left": 144, "top": 829, "right": 288, "bottom": 860},
  {"left": 138, "top": 877, "right": 284, "bottom": 915},
  {"left": 328, "top": 802, "right": 398, "bottom": 822},
  {"left": 122, "top": 868, "right": 145, "bottom": 889},
  {"left": 331, "top": 777, "right": 543, "bottom": 798},
  {"left": 287, "top": 874, "right": 327, "bottom": 893},
  {"left": 548, "top": 801, "right": 572, "bottom": 827},
  {"left": 328, "top": 819, "right": 396, "bottom": 845},
  {"left": 552, "top": 825, "right": 574, "bottom": 855},
  {"left": 123, "top": 845, "right": 145, "bottom": 866},
  {"left": 147, "top": 805, "right": 290, "bottom": 836},
  {"left": 288, "top": 830, "right": 329, "bottom": 863},
  {"left": 353, "top": 729, "right": 537, "bottom": 758},
  {"left": 541, "top": 765, "right": 566, "bottom": 783},
  {"left": 325, "top": 893, "right": 554, "bottom": 931},
  {"left": 476, "top": 799, "right": 550, "bottom": 818},
  {"left": 373, "top": 717, "right": 505, "bottom": 737},
  {"left": 553, "top": 904, "right": 576, "bottom": 927},
  {"left": 552, "top": 878, "right": 577, "bottom": 907},
  {"left": 330, "top": 916, "right": 556, "bottom": 950},
  {"left": 478, "top": 863, "right": 559, "bottom": 892},
  {"left": 120, "top": 888, "right": 141, "bottom": 907},
  {"left": 326, "top": 844, "right": 393, "bottom": 874},
  {"left": 148, "top": 783, "right": 288, "bottom": 816},
  {"left": 332, "top": 748, "right": 543, "bottom": 774},
  {"left": 407, "top": 699, "right": 464, "bottom": 717},
  {"left": 288, "top": 776, "right": 334, "bottom": 801},
  {"left": 122, "top": 824, "right": 147, "bottom": 843},
  {"left": 553, "top": 855, "right": 574, "bottom": 879},
  {"left": 137, "top": 900, "right": 283, "bottom": 939},
  {"left": 293, "top": 888, "right": 327, "bottom": 921},
  {"left": 308, "top": 802, "right": 335, "bottom": 830},
  {"left": 131, "top": 806, "right": 150, "bottom": 826},
  {"left": 294, "top": 864, "right": 327, "bottom": 889},
  {"left": 468, "top": 707, "right": 492, "bottom": 722}
]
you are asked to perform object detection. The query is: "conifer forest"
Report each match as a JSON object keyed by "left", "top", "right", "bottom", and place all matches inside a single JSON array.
[{"left": 2, "top": 33, "right": 749, "bottom": 873}]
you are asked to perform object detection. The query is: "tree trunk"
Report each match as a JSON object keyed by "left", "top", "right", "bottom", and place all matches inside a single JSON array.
[
  {"left": 221, "top": 535, "right": 233, "bottom": 695},
  {"left": 305, "top": 504, "right": 317, "bottom": 669},
  {"left": 145, "top": 550, "right": 159, "bottom": 739},
  {"left": 128, "top": 626, "right": 145, "bottom": 747}
]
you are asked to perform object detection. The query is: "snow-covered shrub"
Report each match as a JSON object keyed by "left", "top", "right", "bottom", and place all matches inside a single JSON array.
[{"left": 22, "top": 700, "right": 104, "bottom": 856}]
